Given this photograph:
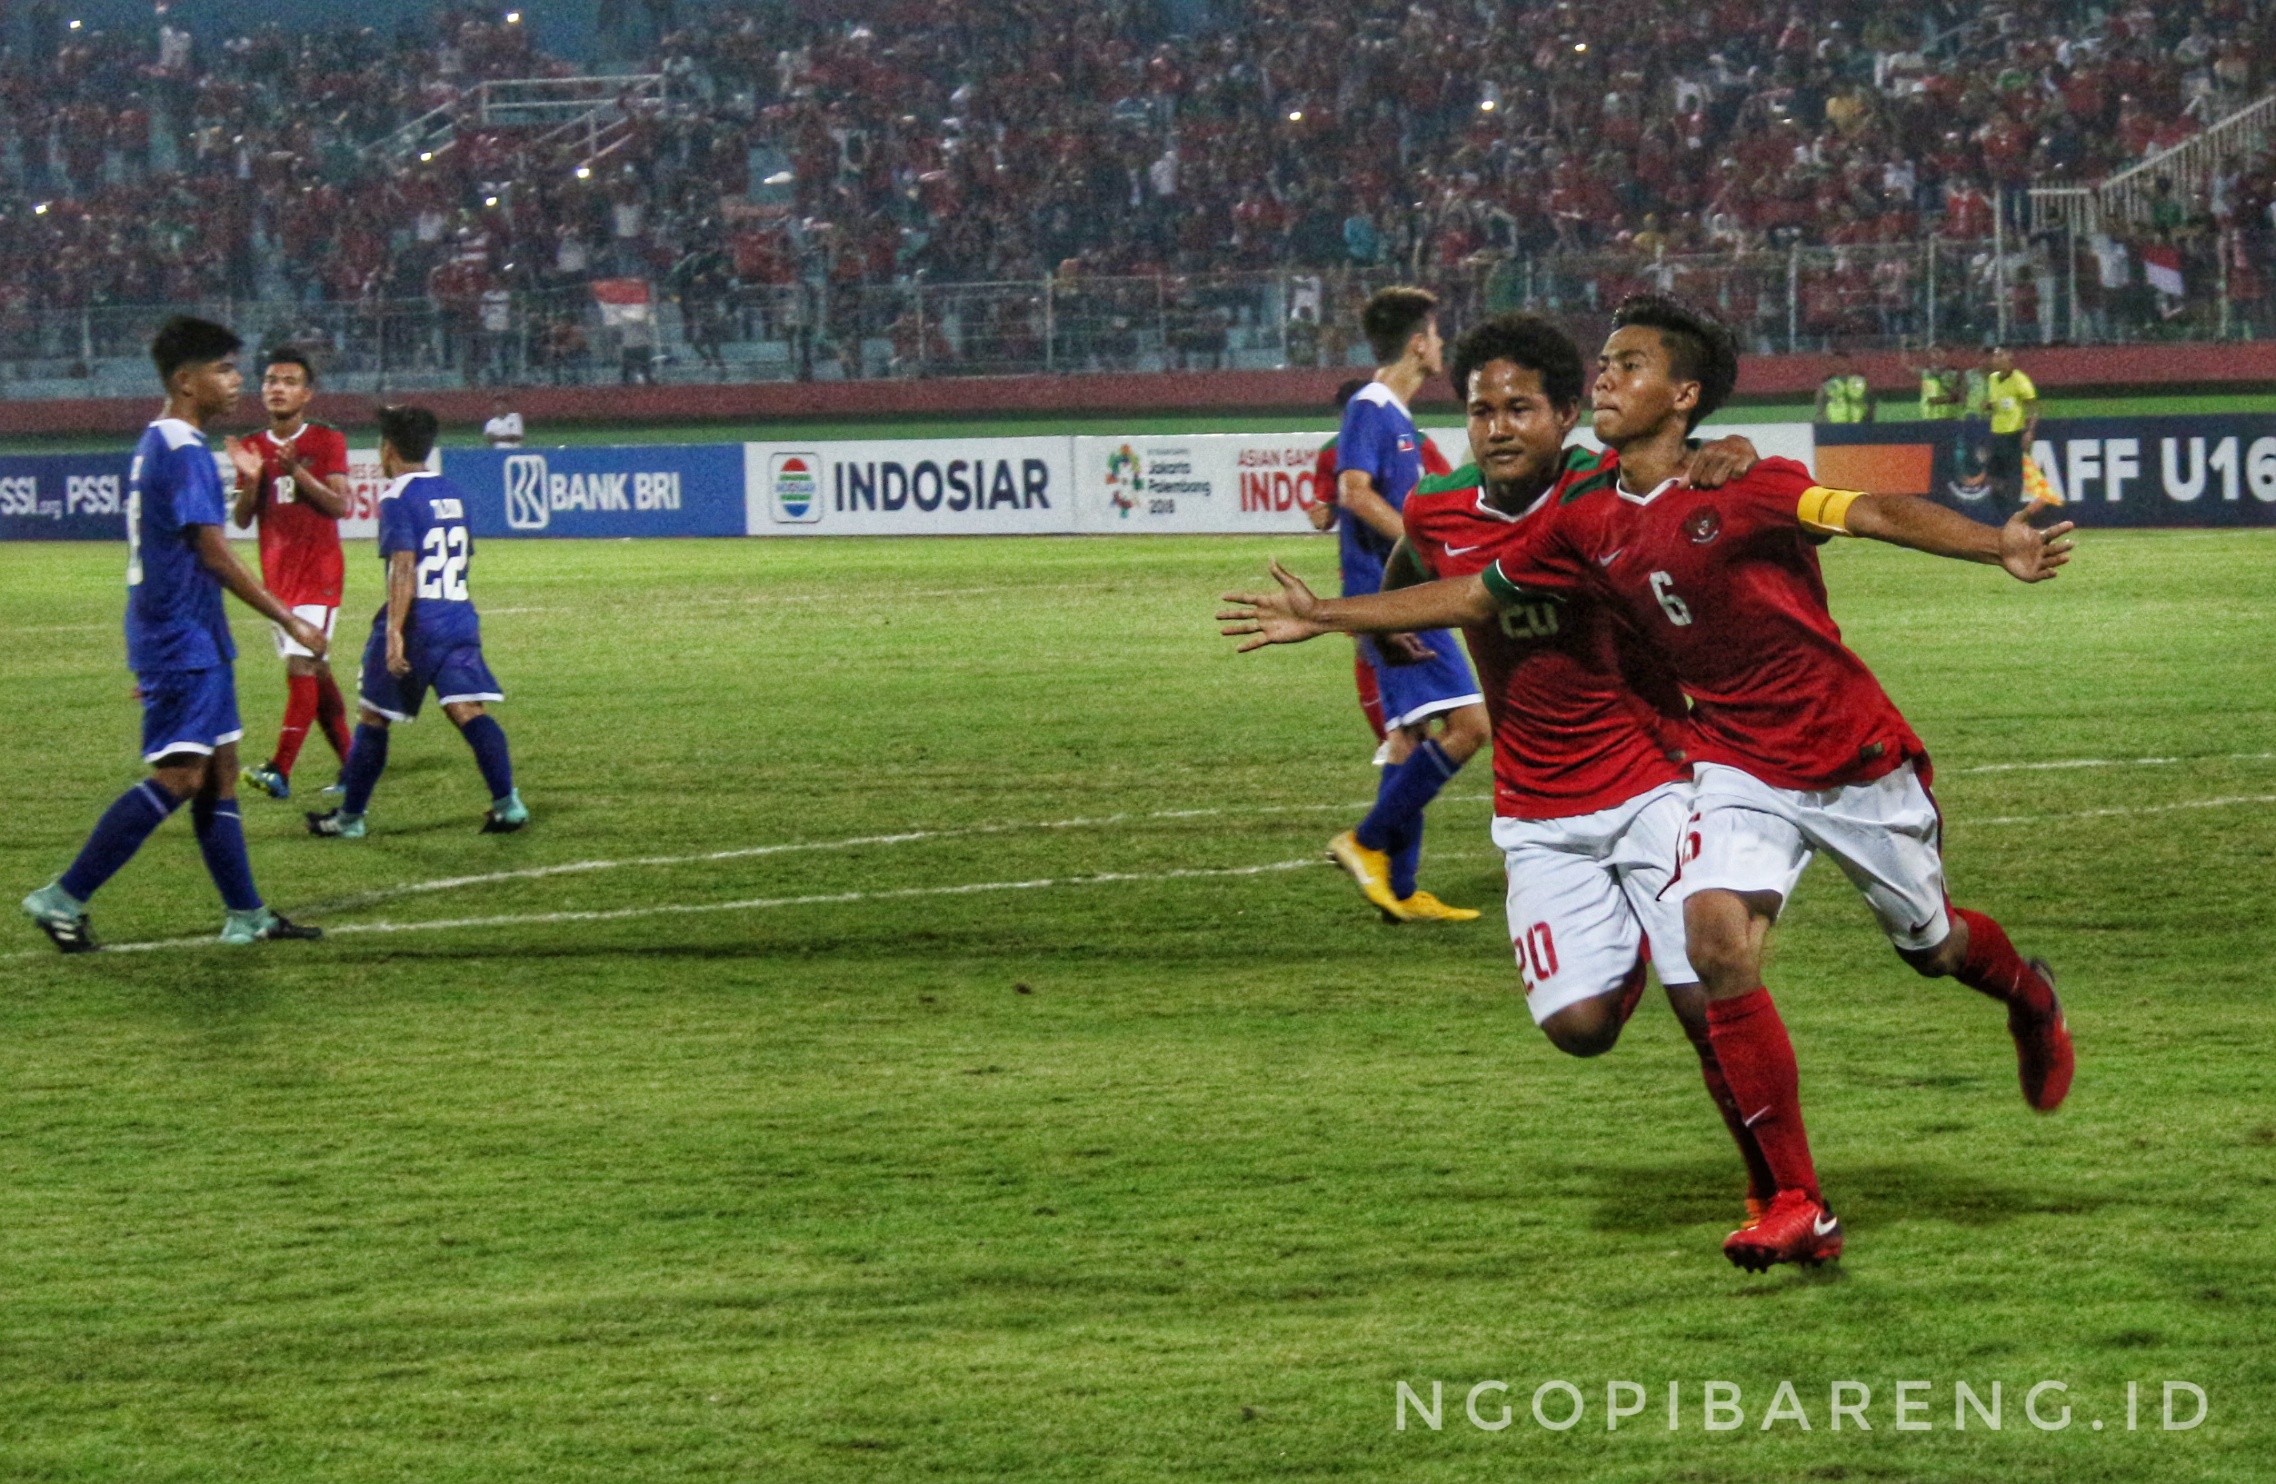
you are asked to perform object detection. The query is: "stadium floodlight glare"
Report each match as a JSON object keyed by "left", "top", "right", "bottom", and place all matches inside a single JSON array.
[
  {"left": 419, "top": 152, "right": 433, "bottom": 162},
  {"left": 67, "top": 19, "right": 81, "bottom": 30},
  {"left": 505, "top": 10, "right": 522, "bottom": 21},
  {"left": 484, "top": 195, "right": 500, "bottom": 207},
  {"left": 576, "top": 165, "right": 593, "bottom": 179},
  {"left": 762, "top": 169, "right": 795, "bottom": 186},
  {"left": 33, "top": 201, "right": 49, "bottom": 215},
  {"left": 1574, "top": 41, "right": 1588, "bottom": 52},
  {"left": 1287, "top": 109, "right": 1303, "bottom": 121}
]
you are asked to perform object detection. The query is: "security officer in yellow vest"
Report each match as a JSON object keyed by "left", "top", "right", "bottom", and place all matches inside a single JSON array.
[
  {"left": 1814, "top": 349, "right": 1876, "bottom": 423},
  {"left": 1914, "top": 349, "right": 1961, "bottom": 420}
]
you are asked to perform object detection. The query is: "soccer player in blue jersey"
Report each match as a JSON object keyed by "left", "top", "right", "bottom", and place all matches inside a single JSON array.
[
  {"left": 1326, "top": 285, "right": 1489, "bottom": 923},
  {"left": 306, "top": 405, "right": 529, "bottom": 838},
  {"left": 20, "top": 317, "right": 326, "bottom": 952}
]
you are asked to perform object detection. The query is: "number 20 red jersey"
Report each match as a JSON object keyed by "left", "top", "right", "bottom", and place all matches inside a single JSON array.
[
  {"left": 1482, "top": 455, "right": 1924, "bottom": 791},
  {"left": 243, "top": 422, "right": 350, "bottom": 607},
  {"left": 1402, "top": 448, "right": 1689, "bottom": 820}
]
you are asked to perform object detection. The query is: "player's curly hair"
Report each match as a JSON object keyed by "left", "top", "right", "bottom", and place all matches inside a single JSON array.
[
  {"left": 1449, "top": 314, "right": 1585, "bottom": 410},
  {"left": 1360, "top": 285, "right": 1438, "bottom": 365},
  {"left": 1609, "top": 294, "right": 1740, "bottom": 432}
]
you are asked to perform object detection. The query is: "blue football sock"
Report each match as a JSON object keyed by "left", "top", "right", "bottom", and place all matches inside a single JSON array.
[
  {"left": 191, "top": 796, "right": 262, "bottom": 913},
  {"left": 341, "top": 723, "right": 390, "bottom": 816},
  {"left": 1355, "top": 738, "right": 1465, "bottom": 856},
  {"left": 455, "top": 714, "right": 515, "bottom": 802},
  {"left": 1389, "top": 815, "right": 1424, "bottom": 900},
  {"left": 58, "top": 780, "right": 184, "bottom": 902}
]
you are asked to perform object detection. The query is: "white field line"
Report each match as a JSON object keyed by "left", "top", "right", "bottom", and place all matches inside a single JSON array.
[
  {"left": 300, "top": 794, "right": 1494, "bottom": 916},
  {"left": 1965, "top": 793, "right": 2276, "bottom": 827},
  {"left": 73, "top": 857, "right": 1327, "bottom": 956},
  {"left": 315, "top": 749, "right": 2276, "bottom": 915},
  {"left": 1949, "top": 751, "right": 2276, "bottom": 775}
]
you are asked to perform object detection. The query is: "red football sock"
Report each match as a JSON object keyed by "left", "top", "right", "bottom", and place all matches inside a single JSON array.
[
  {"left": 273, "top": 672, "right": 320, "bottom": 777},
  {"left": 1703, "top": 988, "right": 1819, "bottom": 1201},
  {"left": 1951, "top": 907, "right": 2053, "bottom": 1015},
  {"left": 1683, "top": 1020, "right": 1778, "bottom": 1202},
  {"left": 314, "top": 670, "right": 354, "bottom": 761}
]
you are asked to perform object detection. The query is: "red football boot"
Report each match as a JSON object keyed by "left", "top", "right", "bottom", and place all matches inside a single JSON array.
[
  {"left": 1723, "top": 1188, "right": 1843, "bottom": 1272},
  {"left": 2010, "top": 959, "right": 2074, "bottom": 1112}
]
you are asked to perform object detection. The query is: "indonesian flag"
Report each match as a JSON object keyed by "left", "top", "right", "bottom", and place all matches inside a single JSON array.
[
  {"left": 592, "top": 278, "right": 652, "bottom": 325},
  {"left": 2142, "top": 244, "right": 2185, "bottom": 297}
]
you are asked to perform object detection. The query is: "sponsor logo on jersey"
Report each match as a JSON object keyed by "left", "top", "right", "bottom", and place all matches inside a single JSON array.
[
  {"left": 504, "top": 455, "right": 551, "bottom": 530},
  {"left": 1684, "top": 507, "right": 1722, "bottom": 544},
  {"left": 771, "top": 453, "right": 821, "bottom": 522}
]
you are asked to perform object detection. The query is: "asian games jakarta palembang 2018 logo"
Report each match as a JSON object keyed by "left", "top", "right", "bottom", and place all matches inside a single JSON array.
[{"left": 1104, "top": 444, "right": 1143, "bottom": 517}]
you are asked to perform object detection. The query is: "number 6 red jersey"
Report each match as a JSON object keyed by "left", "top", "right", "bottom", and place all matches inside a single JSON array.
[
  {"left": 243, "top": 422, "right": 350, "bottom": 607},
  {"left": 1481, "top": 455, "right": 1924, "bottom": 791}
]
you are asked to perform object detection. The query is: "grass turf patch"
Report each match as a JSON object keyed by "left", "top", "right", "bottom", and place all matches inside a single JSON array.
[{"left": 1, "top": 531, "right": 2271, "bottom": 1480}]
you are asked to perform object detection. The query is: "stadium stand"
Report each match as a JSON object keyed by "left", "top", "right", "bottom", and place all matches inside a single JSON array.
[{"left": 0, "top": 0, "right": 2271, "bottom": 393}]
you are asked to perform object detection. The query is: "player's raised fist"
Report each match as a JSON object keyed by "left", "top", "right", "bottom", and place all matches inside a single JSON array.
[{"left": 2001, "top": 503, "right": 2076, "bottom": 583}]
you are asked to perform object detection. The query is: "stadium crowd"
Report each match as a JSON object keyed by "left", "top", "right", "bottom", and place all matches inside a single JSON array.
[{"left": 0, "top": 0, "right": 2269, "bottom": 358}]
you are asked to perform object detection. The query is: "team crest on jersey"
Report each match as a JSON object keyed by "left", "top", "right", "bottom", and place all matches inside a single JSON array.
[{"left": 1684, "top": 507, "right": 1722, "bottom": 544}]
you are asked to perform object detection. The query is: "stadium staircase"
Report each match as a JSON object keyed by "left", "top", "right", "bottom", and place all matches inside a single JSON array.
[
  {"left": 2030, "top": 90, "right": 2276, "bottom": 232},
  {"left": 366, "top": 74, "right": 669, "bottom": 171}
]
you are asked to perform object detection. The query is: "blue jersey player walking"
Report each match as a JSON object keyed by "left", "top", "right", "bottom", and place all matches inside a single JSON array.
[
  {"left": 21, "top": 317, "right": 325, "bottom": 951},
  {"left": 307, "top": 405, "right": 528, "bottom": 838},
  {"left": 1324, "top": 286, "right": 1489, "bottom": 924}
]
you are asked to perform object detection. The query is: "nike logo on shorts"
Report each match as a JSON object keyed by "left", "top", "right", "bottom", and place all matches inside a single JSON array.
[
  {"left": 1597, "top": 548, "right": 1624, "bottom": 565},
  {"left": 1446, "top": 544, "right": 1483, "bottom": 556}
]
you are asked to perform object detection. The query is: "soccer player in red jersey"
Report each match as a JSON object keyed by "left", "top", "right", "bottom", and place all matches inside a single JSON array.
[
  {"left": 229, "top": 349, "right": 355, "bottom": 800},
  {"left": 1222, "top": 295, "right": 2076, "bottom": 1272},
  {"left": 1388, "top": 313, "right": 1782, "bottom": 1214}
]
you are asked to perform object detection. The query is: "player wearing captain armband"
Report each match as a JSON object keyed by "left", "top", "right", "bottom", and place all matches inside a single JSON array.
[
  {"left": 1289, "top": 311, "right": 1791, "bottom": 1223},
  {"left": 306, "top": 406, "right": 529, "bottom": 840},
  {"left": 1222, "top": 295, "right": 2077, "bottom": 1274}
]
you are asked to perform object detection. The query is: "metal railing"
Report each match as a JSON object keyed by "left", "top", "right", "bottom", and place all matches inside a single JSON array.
[
  {"left": 362, "top": 74, "right": 668, "bottom": 168},
  {"left": 2033, "top": 90, "right": 2276, "bottom": 235},
  {"left": 0, "top": 237, "right": 2260, "bottom": 403}
]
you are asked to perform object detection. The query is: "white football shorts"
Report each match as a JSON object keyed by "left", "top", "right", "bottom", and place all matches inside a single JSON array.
[
  {"left": 1672, "top": 759, "right": 1950, "bottom": 951},
  {"left": 271, "top": 603, "right": 338, "bottom": 661},
  {"left": 1491, "top": 780, "right": 1696, "bottom": 1025}
]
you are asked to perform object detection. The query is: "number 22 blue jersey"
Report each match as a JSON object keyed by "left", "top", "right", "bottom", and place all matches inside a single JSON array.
[{"left": 375, "top": 471, "right": 481, "bottom": 652}]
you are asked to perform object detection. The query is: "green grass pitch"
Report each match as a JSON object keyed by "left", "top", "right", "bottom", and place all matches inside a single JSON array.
[{"left": 1, "top": 530, "right": 2271, "bottom": 1481}]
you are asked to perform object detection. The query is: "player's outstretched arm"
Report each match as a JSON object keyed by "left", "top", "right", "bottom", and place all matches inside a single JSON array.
[
  {"left": 1218, "top": 559, "right": 1496, "bottom": 651},
  {"left": 192, "top": 524, "right": 327, "bottom": 653},
  {"left": 1836, "top": 493, "right": 2075, "bottom": 582}
]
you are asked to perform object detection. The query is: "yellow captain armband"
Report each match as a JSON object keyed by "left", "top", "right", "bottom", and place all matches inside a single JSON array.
[{"left": 1796, "top": 484, "right": 1863, "bottom": 536}]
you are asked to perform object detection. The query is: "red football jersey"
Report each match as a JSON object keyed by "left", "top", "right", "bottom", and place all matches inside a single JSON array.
[
  {"left": 1404, "top": 450, "right": 1688, "bottom": 819},
  {"left": 1483, "top": 455, "right": 1923, "bottom": 791},
  {"left": 244, "top": 422, "right": 350, "bottom": 607}
]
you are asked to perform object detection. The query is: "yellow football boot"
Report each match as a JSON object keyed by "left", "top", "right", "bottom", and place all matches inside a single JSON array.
[
  {"left": 1326, "top": 830, "right": 1403, "bottom": 916},
  {"left": 1387, "top": 890, "right": 1480, "bottom": 924}
]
